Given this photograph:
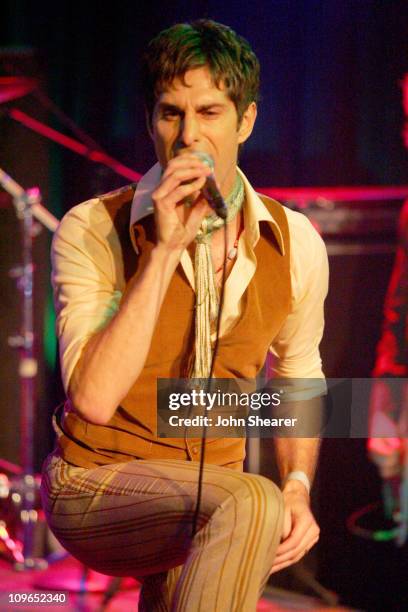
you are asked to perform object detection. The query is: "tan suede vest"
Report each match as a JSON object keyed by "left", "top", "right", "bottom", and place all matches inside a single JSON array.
[{"left": 57, "top": 185, "right": 292, "bottom": 468}]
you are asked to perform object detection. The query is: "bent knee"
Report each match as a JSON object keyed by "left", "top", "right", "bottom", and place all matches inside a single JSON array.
[{"left": 215, "top": 471, "right": 283, "bottom": 527}]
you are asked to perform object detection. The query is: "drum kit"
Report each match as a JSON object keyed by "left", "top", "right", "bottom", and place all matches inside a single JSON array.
[
  {"left": 0, "top": 76, "right": 56, "bottom": 572},
  {"left": 0, "top": 76, "right": 138, "bottom": 589}
]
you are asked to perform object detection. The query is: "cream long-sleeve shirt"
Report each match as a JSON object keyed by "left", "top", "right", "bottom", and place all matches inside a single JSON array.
[{"left": 52, "top": 164, "right": 329, "bottom": 393}]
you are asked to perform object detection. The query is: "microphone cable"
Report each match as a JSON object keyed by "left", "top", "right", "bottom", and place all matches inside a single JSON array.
[{"left": 191, "top": 219, "right": 229, "bottom": 537}]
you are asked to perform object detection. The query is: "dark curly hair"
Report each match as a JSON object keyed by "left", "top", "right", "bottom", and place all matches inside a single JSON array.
[{"left": 141, "top": 19, "right": 260, "bottom": 126}]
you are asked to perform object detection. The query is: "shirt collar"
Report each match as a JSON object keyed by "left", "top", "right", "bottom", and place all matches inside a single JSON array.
[
  {"left": 237, "top": 167, "right": 285, "bottom": 255},
  {"left": 129, "top": 162, "right": 284, "bottom": 255}
]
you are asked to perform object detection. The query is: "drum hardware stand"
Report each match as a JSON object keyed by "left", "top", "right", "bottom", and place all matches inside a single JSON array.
[
  {"left": 0, "top": 172, "right": 132, "bottom": 598},
  {"left": 0, "top": 78, "right": 138, "bottom": 599},
  {"left": 0, "top": 167, "right": 58, "bottom": 570}
]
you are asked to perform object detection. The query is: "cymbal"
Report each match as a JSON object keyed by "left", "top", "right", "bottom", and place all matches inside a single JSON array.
[{"left": 0, "top": 76, "right": 38, "bottom": 104}]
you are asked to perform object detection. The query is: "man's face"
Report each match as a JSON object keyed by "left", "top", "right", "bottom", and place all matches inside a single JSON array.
[{"left": 150, "top": 66, "right": 256, "bottom": 197}]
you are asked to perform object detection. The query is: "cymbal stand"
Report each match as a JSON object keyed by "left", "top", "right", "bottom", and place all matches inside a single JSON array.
[{"left": 0, "top": 166, "right": 58, "bottom": 569}]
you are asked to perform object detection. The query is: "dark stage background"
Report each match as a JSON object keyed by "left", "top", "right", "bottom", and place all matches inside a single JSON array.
[{"left": 1, "top": 1, "right": 408, "bottom": 610}]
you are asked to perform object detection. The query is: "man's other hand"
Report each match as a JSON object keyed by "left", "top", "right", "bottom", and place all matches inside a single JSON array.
[{"left": 270, "top": 482, "right": 319, "bottom": 574}]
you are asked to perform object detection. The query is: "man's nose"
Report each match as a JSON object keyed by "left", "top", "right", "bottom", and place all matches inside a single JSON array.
[{"left": 177, "top": 114, "right": 199, "bottom": 148}]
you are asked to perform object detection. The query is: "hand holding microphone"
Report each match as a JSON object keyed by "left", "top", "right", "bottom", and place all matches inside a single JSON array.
[
  {"left": 152, "top": 151, "right": 229, "bottom": 255},
  {"left": 192, "top": 152, "right": 228, "bottom": 219}
]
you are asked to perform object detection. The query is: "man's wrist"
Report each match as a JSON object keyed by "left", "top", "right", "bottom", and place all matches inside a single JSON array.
[
  {"left": 152, "top": 242, "right": 183, "bottom": 259},
  {"left": 151, "top": 243, "right": 184, "bottom": 270},
  {"left": 282, "top": 470, "right": 311, "bottom": 496}
]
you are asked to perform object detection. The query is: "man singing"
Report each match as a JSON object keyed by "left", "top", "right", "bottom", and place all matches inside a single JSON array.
[{"left": 41, "top": 20, "right": 328, "bottom": 611}]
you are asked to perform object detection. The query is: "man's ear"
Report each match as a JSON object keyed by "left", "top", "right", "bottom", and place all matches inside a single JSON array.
[{"left": 238, "top": 102, "right": 257, "bottom": 144}]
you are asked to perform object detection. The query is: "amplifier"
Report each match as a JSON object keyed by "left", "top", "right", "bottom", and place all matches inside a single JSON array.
[{"left": 260, "top": 186, "right": 408, "bottom": 256}]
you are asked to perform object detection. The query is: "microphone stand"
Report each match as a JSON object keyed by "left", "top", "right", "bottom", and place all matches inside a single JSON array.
[
  {"left": 0, "top": 167, "right": 58, "bottom": 569},
  {"left": 7, "top": 108, "right": 141, "bottom": 183}
]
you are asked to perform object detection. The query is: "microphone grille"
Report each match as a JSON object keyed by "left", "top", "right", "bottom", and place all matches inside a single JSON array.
[{"left": 193, "top": 151, "right": 214, "bottom": 171}]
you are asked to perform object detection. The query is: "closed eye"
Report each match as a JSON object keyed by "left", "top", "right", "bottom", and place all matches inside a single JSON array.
[
  {"left": 198, "top": 105, "right": 224, "bottom": 117},
  {"left": 162, "top": 109, "right": 180, "bottom": 120},
  {"left": 201, "top": 110, "right": 219, "bottom": 117}
]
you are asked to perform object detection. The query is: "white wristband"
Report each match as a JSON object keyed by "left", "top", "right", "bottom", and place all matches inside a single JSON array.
[{"left": 284, "top": 471, "right": 311, "bottom": 495}]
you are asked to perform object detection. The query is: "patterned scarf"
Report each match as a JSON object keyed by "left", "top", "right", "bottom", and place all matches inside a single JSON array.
[{"left": 192, "top": 173, "right": 245, "bottom": 378}]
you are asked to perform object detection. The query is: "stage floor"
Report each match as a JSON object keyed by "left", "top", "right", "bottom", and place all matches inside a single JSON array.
[{"left": 0, "top": 557, "right": 355, "bottom": 611}]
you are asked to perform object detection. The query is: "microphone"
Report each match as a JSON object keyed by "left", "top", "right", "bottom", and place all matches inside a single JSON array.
[{"left": 193, "top": 152, "right": 228, "bottom": 219}]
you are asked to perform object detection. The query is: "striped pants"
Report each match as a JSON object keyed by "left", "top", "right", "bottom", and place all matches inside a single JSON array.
[{"left": 41, "top": 453, "right": 284, "bottom": 611}]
